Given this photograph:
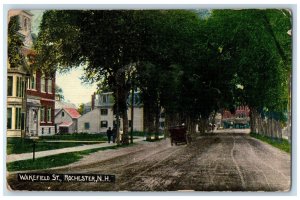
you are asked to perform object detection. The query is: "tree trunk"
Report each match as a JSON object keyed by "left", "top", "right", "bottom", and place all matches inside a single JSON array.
[
  {"left": 250, "top": 108, "right": 258, "bottom": 134},
  {"left": 198, "top": 118, "right": 207, "bottom": 134},
  {"left": 116, "top": 72, "right": 130, "bottom": 145},
  {"left": 143, "top": 100, "right": 155, "bottom": 141},
  {"left": 121, "top": 111, "right": 129, "bottom": 144},
  {"left": 186, "top": 116, "right": 196, "bottom": 142}
]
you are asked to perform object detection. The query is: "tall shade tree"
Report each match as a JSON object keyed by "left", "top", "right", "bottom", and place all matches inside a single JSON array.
[
  {"left": 8, "top": 16, "right": 27, "bottom": 69},
  {"left": 207, "top": 9, "right": 291, "bottom": 137}
]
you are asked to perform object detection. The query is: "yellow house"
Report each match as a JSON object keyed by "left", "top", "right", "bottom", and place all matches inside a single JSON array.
[{"left": 7, "top": 10, "right": 33, "bottom": 137}]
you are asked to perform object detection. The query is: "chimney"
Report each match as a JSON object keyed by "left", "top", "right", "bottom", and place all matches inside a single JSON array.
[{"left": 91, "top": 92, "right": 95, "bottom": 110}]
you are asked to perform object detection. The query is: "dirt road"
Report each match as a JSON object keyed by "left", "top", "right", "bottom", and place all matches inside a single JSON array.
[{"left": 7, "top": 132, "right": 291, "bottom": 191}]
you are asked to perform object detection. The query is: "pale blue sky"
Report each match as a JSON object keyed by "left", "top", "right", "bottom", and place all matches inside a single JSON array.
[{"left": 56, "top": 67, "right": 97, "bottom": 106}]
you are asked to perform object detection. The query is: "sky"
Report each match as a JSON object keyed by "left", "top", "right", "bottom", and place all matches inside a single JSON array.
[{"left": 55, "top": 67, "right": 97, "bottom": 107}]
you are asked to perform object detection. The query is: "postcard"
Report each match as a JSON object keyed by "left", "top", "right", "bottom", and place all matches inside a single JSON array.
[{"left": 6, "top": 8, "right": 292, "bottom": 192}]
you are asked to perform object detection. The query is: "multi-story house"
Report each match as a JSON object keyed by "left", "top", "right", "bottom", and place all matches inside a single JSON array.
[
  {"left": 77, "top": 92, "right": 144, "bottom": 134},
  {"left": 26, "top": 70, "right": 55, "bottom": 136},
  {"left": 7, "top": 10, "right": 56, "bottom": 137},
  {"left": 7, "top": 10, "right": 34, "bottom": 137}
]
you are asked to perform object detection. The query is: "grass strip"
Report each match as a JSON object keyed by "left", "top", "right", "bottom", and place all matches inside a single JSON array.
[
  {"left": 7, "top": 143, "right": 135, "bottom": 172},
  {"left": 39, "top": 133, "right": 107, "bottom": 141},
  {"left": 250, "top": 132, "right": 290, "bottom": 153},
  {"left": 7, "top": 138, "right": 104, "bottom": 155}
]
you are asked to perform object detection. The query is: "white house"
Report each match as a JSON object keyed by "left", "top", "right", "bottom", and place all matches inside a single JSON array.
[
  {"left": 77, "top": 92, "right": 144, "bottom": 134},
  {"left": 55, "top": 108, "right": 81, "bottom": 133}
]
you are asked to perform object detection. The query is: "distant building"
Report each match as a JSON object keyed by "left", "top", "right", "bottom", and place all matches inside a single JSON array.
[
  {"left": 55, "top": 108, "right": 81, "bottom": 133},
  {"left": 77, "top": 92, "right": 144, "bottom": 134},
  {"left": 82, "top": 102, "right": 92, "bottom": 115},
  {"left": 221, "top": 106, "right": 250, "bottom": 129}
]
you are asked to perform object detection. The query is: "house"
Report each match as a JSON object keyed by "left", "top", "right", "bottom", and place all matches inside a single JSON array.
[
  {"left": 77, "top": 92, "right": 144, "bottom": 134},
  {"left": 55, "top": 108, "right": 81, "bottom": 133},
  {"left": 7, "top": 10, "right": 56, "bottom": 137}
]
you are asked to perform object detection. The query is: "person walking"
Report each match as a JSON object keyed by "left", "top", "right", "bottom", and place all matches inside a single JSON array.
[{"left": 106, "top": 127, "right": 112, "bottom": 143}]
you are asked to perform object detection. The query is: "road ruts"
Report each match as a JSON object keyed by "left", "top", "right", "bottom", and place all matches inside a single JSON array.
[{"left": 6, "top": 132, "right": 291, "bottom": 191}]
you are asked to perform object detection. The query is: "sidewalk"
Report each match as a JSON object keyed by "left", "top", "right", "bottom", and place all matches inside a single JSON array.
[{"left": 7, "top": 137, "right": 145, "bottom": 163}]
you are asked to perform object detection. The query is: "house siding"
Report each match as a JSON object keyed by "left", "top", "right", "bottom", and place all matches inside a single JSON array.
[
  {"left": 77, "top": 108, "right": 101, "bottom": 133},
  {"left": 54, "top": 109, "right": 78, "bottom": 134}
]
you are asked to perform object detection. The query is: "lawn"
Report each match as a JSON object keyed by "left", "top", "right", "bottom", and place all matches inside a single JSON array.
[
  {"left": 7, "top": 137, "right": 104, "bottom": 155},
  {"left": 132, "top": 131, "right": 164, "bottom": 138},
  {"left": 250, "top": 132, "right": 291, "bottom": 153},
  {"left": 7, "top": 144, "right": 135, "bottom": 172},
  {"left": 39, "top": 133, "right": 108, "bottom": 141}
]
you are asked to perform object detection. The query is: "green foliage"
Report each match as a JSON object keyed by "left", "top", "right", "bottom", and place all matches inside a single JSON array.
[
  {"left": 35, "top": 9, "right": 291, "bottom": 130},
  {"left": 250, "top": 132, "right": 290, "bottom": 153},
  {"left": 39, "top": 133, "right": 108, "bottom": 141},
  {"left": 55, "top": 84, "right": 64, "bottom": 100},
  {"left": 77, "top": 103, "right": 85, "bottom": 115},
  {"left": 206, "top": 10, "right": 291, "bottom": 121},
  {"left": 8, "top": 16, "right": 26, "bottom": 68}
]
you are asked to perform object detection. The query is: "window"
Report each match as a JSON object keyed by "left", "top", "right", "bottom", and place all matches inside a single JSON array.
[
  {"left": 101, "top": 121, "right": 108, "bottom": 128},
  {"left": 62, "top": 111, "right": 65, "bottom": 117},
  {"left": 29, "top": 72, "right": 36, "bottom": 90},
  {"left": 7, "top": 108, "right": 12, "bottom": 129},
  {"left": 49, "top": 128, "right": 51, "bottom": 134},
  {"left": 16, "top": 77, "right": 25, "bottom": 97},
  {"left": 47, "top": 108, "right": 52, "bottom": 122},
  {"left": 16, "top": 77, "right": 20, "bottom": 97},
  {"left": 47, "top": 79, "right": 52, "bottom": 93},
  {"left": 84, "top": 122, "right": 90, "bottom": 130},
  {"left": 42, "top": 128, "right": 44, "bottom": 134},
  {"left": 7, "top": 76, "right": 13, "bottom": 96},
  {"left": 41, "top": 76, "right": 46, "bottom": 92},
  {"left": 160, "top": 122, "right": 165, "bottom": 128},
  {"left": 40, "top": 107, "right": 45, "bottom": 122},
  {"left": 15, "top": 107, "right": 22, "bottom": 129},
  {"left": 101, "top": 109, "right": 108, "bottom": 115},
  {"left": 17, "top": 77, "right": 24, "bottom": 97},
  {"left": 102, "top": 95, "right": 107, "bottom": 103}
]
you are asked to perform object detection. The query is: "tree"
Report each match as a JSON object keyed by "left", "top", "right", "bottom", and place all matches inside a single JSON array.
[
  {"left": 77, "top": 103, "right": 85, "bottom": 115},
  {"left": 206, "top": 10, "right": 291, "bottom": 138},
  {"left": 8, "top": 15, "right": 26, "bottom": 69},
  {"left": 35, "top": 9, "right": 291, "bottom": 142},
  {"left": 55, "top": 85, "right": 64, "bottom": 100}
]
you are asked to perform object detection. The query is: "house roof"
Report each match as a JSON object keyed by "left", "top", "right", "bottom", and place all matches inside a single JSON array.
[
  {"left": 64, "top": 108, "right": 81, "bottom": 119},
  {"left": 58, "top": 122, "right": 73, "bottom": 127}
]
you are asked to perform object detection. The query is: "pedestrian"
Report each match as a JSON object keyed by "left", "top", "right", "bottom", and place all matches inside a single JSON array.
[
  {"left": 112, "top": 126, "right": 117, "bottom": 143},
  {"left": 106, "top": 127, "right": 112, "bottom": 143}
]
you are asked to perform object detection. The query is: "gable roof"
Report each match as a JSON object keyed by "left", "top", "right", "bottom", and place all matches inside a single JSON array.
[{"left": 64, "top": 108, "right": 81, "bottom": 119}]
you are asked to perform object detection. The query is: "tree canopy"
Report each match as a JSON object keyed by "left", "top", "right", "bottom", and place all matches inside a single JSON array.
[{"left": 35, "top": 9, "right": 292, "bottom": 141}]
